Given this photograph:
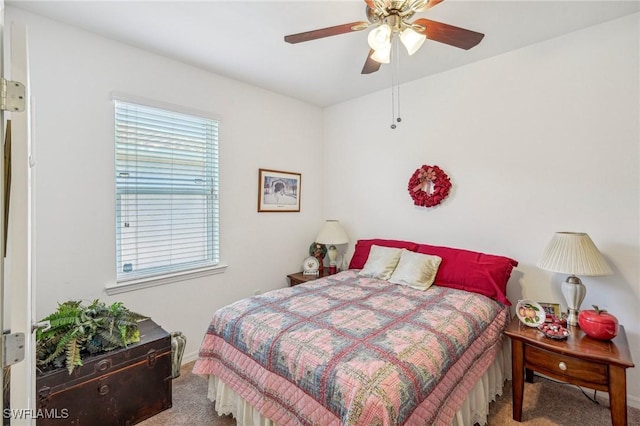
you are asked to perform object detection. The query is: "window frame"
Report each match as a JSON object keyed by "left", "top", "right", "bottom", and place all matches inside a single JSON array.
[{"left": 107, "top": 93, "right": 226, "bottom": 294}]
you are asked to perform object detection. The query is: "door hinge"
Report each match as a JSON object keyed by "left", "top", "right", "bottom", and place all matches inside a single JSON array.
[
  {"left": 1, "top": 78, "right": 26, "bottom": 112},
  {"left": 2, "top": 332, "right": 25, "bottom": 367}
]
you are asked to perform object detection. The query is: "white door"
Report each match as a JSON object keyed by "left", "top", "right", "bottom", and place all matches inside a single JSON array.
[
  {"left": 1, "top": 4, "right": 35, "bottom": 425},
  {"left": 0, "top": 0, "right": 5, "bottom": 419}
]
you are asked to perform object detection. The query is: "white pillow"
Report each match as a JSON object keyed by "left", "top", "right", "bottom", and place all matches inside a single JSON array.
[
  {"left": 388, "top": 250, "right": 442, "bottom": 290},
  {"left": 358, "top": 245, "right": 403, "bottom": 280}
]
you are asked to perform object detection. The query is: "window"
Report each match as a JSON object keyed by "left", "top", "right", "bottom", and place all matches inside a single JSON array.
[{"left": 114, "top": 99, "right": 219, "bottom": 283}]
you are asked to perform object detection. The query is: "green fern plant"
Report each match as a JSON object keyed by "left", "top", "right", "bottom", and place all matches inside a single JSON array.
[{"left": 36, "top": 300, "right": 148, "bottom": 374}]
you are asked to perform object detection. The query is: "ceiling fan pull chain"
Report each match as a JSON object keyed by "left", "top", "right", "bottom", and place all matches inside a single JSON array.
[
  {"left": 396, "top": 43, "right": 402, "bottom": 125},
  {"left": 391, "top": 78, "right": 396, "bottom": 129},
  {"left": 391, "top": 38, "right": 401, "bottom": 129},
  {"left": 390, "top": 43, "right": 396, "bottom": 129}
]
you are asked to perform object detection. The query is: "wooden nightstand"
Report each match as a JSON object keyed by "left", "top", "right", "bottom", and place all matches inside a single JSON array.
[
  {"left": 505, "top": 316, "right": 634, "bottom": 426},
  {"left": 287, "top": 268, "right": 330, "bottom": 286}
]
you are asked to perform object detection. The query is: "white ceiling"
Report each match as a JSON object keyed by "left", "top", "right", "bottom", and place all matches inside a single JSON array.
[{"left": 7, "top": 1, "right": 640, "bottom": 107}]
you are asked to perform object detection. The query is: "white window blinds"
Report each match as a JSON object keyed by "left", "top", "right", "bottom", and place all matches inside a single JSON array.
[{"left": 114, "top": 100, "right": 219, "bottom": 282}]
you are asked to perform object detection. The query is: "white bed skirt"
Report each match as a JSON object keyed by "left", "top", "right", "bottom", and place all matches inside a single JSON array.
[{"left": 207, "top": 337, "right": 512, "bottom": 426}]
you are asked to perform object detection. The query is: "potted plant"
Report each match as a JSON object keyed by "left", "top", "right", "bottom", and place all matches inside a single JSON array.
[{"left": 36, "top": 299, "right": 148, "bottom": 374}]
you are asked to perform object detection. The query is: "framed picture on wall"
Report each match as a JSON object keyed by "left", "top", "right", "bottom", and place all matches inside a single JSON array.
[{"left": 258, "top": 168, "right": 301, "bottom": 212}]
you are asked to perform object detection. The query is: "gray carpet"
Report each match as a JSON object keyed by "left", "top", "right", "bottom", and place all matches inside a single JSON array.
[{"left": 139, "top": 361, "right": 640, "bottom": 425}]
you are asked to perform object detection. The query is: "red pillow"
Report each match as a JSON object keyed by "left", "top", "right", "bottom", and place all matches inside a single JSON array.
[
  {"left": 349, "top": 239, "right": 419, "bottom": 269},
  {"left": 416, "top": 244, "right": 518, "bottom": 305}
]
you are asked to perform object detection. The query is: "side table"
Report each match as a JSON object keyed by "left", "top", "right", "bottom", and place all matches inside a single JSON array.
[
  {"left": 287, "top": 268, "right": 330, "bottom": 286},
  {"left": 504, "top": 316, "right": 634, "bottom": 426}
]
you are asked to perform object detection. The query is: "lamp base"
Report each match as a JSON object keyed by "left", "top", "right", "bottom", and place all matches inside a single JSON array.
[
  {"left": 327, "top": 245, "right": 337, "bottom": 264},
  {"left": 567, "top": 308, "right": 580, "bottom": 328},
  {"left": 562, "top": 275, "right": 586, "bottom": 327}
]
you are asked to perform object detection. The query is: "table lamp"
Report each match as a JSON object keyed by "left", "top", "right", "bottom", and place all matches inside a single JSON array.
[
  {"left": 536, "top": 232, "right": 612, "bottom": 327},
  {"left": 315, "top": 220, "right": 349, "bottom": 274}
]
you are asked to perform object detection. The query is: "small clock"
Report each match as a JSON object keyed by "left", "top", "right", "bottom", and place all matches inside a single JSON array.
[{"left": 302, "top": 256, "right": 320, "bottom": 275}]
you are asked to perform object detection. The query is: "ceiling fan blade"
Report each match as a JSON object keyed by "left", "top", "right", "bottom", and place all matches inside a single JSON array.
[
  {"left": 284, "top": 21, "right": 369, "bottom": 44},
  {"left": 423, "top": 0, "right": 445, "bottom": 10},
  {"left": 413, "top": 18, "right": 484, "bottom": 50},
  {"left": 361, "top": 49, "right": 382, "bottom": 74}
]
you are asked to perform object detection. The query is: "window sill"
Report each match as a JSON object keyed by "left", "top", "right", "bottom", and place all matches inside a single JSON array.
[{"left": 105, "top": 263, "right": 228, "bottom": 295}]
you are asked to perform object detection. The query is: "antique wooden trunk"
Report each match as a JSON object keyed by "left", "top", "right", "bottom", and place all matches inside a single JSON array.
[{"left": 36, "top": 319, "right": 172, "bottom": 425}]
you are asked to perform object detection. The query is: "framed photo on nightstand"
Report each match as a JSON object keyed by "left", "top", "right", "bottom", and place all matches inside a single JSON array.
[{"left": 539, "top": 302, "right": 561, "bottom": 320}]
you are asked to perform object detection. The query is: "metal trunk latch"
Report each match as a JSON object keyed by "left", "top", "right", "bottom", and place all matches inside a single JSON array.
[
  {"left": 147, "top": 350, "right": 157, "bottom": 367},
  {"left": 38, "top": 385, "right": 52, "bottom": 404}
]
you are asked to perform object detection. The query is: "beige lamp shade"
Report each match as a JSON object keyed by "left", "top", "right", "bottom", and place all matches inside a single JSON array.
[
  {"left": 536, "top": 232, "right": 612, "bottom": 276},
  {"left": 315, "top": 220, "right": 349, "bottom": 246},
  {"left": 316, "top": 220, "right": 349, "bottom": 267}
]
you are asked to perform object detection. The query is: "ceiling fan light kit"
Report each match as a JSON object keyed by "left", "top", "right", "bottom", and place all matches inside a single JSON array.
[
  {"left": 399, "top": 27, "right": 426, "bottom": 55},
  {"left": 371, "top": 46, "right": 392, "bottom": 64},
  {"left": 368, "top": 23, "right": 426, "bottom": 62},
  {"left": 368, "top": 24, "right": 391, "bottom": 50}
]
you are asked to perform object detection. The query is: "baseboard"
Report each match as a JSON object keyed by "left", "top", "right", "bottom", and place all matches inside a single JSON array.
[
  {"left": 181, "top": 349, "right": 200, "bottom": 365},
  {"left": 628, "top": 394, "right": 640, "bottom": 409},
  {"left": 593, "top": 390, "right": 640, "bottom": 410}
]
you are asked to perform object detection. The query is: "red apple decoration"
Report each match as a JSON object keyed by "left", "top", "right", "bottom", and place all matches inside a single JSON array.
[{"left": 578, "top": 305, "right": 619, "bottom": 340}]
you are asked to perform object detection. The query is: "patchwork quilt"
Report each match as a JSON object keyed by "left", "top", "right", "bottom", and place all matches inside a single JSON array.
[{"left": 193, "top": 270, "right": 509, "bottom": 425}]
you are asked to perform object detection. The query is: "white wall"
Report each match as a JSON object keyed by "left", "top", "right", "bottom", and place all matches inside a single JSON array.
[
  {"left": 323, "top": 14, "right": 640, "bottom": 405},
  {"left": 5, "top": 7, "right": 325, "bottom": 361}
]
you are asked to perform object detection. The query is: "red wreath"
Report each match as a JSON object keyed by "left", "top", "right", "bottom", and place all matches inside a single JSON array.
[{"left": 407, "top": 165, "right": 452, "bottom": 207}]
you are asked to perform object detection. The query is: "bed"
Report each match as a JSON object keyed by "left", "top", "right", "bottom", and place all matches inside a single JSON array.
[{"left": 193, "top": 239, "right": 518, "bottom": 426}]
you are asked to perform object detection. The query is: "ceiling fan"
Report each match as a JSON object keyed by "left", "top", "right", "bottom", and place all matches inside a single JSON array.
[{"left": 284, "top": 0, "right": 484, "bottom": 74}]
